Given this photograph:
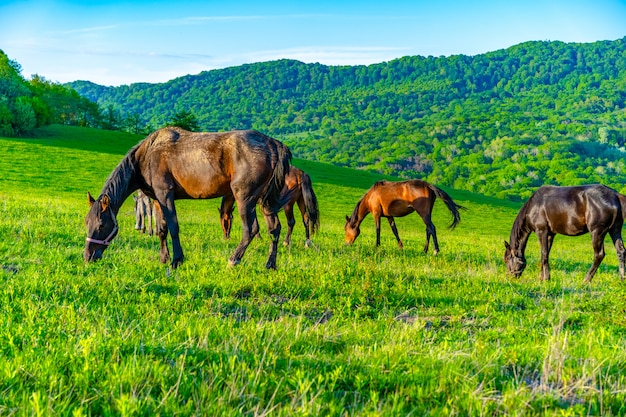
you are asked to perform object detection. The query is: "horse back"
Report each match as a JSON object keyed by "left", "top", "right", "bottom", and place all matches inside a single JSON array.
[
  {"left": 530, "top": 185, "right": 621, "bottom": 235},
  {"left": 135, "top": 127, "right": 287, "bottom": 200},
  {"left": 366, "top": 180, "right": 431, "bottom": 217}
]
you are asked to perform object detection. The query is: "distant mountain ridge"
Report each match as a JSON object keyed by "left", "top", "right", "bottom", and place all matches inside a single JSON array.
[{"left": 67, "top": 37, "right": 626, "bottom": 200}]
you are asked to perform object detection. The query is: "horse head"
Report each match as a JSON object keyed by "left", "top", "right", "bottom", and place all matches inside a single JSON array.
[
  {"left": 344, "top": 215, "right": 360, "bottom": 244},
  {"left": 218, "top": 207, "right": 234, "bottom": 240},
  {"left": 503, "top": 241, "right": 526, "bottom": 277},
  {"left": 84, "top": 192, "right": 119, "bottom": 262}
]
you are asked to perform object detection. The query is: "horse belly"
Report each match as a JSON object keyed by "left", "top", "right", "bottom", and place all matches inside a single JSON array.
[
  {"left": 386, "top": 200, "right": 414, "bottom": 217},
  {"left": 171, "top": 157, "right": 231, "bottom": 199},
  {"left": 548, "top": 213, "right": 589, "bottom": 236}
]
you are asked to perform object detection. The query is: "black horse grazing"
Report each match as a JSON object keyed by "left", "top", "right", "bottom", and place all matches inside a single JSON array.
[
  {"left": 504, "top": 184, "right": 626, "bottom": 282},
  {"left": 85, "top": 127, "right": 292, "bottom": 269},
  {"left": 344, "top": 180, "right": 464, "bottom": 254}
]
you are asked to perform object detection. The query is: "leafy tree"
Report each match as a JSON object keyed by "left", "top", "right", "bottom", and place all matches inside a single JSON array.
[{"left": 165, "top": 109, "right": 199, "bottom": 131}]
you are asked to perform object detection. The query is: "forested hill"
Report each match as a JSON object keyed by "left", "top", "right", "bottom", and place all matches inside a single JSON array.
[{"left": 68, "top": 37, "right": 626, "bottom": 200}]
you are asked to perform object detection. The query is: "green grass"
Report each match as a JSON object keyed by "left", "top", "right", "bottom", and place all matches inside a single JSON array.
[{"left": 2, "top": 125, "right": 626, "bottom": 416}]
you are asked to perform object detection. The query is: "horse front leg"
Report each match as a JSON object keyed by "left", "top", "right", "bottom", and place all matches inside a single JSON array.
[
  {"left": 374, "top": 214, "right": 382, "bottom": 247},
  {"left": 156, "top": 193, "right": 184, "bottom": 268},
  {"left": 584, "top": 231, "right": 607, "bottom": 283},
  {"left": 387, "top": 217, "right": 403, "bottom": 249},
  {"left": 537, "top": 229, "right": 553, "bottom": 280},
  {"left": 263, "top": 208, "right": 282, "bottom": 269}
]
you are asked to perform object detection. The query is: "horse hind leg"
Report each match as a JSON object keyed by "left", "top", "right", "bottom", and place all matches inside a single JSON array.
[
  {"left": 261, "top": 206, "right": 282, "bottom": 269},
  {"left": 297, "top": 198, "right": 312, "bottom": 248},
  {"left": 229, "top": 200, "right": 258, "bottom": 267},
  {"left": 420, "top": 214, "right": 438, "bottom": 255},
  {"left": 387, "top": 217, "right": 403, "bottom": 249},
  {"left": 584, "top": 231, "right": 607, "bottom": 283},
  {"left": 413, "top": 198, "right": 439, "bottom": 255},
  {"left": 609, "top": 228, "right": 625, "bottom": 281}
]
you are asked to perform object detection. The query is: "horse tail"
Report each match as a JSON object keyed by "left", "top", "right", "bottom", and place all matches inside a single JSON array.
[
  {"left": 618, "top": 193, "right": 626, "bottom": 221},
  {"left": 427, "top": 184, "right": 465, "bottom": 229},
  {"left": 262, "top": 140, "right": 293, "bottom": 212},
  {"left": 300, "top": 172, "right": 320, "bottom": 234}
]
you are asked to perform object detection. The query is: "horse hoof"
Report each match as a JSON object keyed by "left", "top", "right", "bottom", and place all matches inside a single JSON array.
[
  {"left": 228, "top": 259, "right": 240, "bottom": 267},
  {"left": 433, "top": 250, "right": 439, "bottom": 255},
  {"left": 265, "top": 263, "right": 277, "bottom": 270},
  {"left": 304, "top": 240, "right": 312, "bottom": 248}
]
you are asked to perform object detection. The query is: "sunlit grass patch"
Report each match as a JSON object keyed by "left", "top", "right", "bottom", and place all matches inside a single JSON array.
[{"left": 2, "top": 125, "right": 626, "bottom": 415}]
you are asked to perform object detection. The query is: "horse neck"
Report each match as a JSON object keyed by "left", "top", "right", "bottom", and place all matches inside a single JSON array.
[
  {"left": 100, "top": 154, "right": 139, "bottom": 214},
  {"left": 510, "top": 209, "right": 531, "bottom": 257},
  {"left": 350, "top": 198, "right": 370, "bottom": 227}
]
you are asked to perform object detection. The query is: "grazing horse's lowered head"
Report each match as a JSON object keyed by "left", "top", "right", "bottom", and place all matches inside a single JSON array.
[
  {"left": 84, "top": 192, "right": 119, "bottom": 262},
  {"left": 344, "top": 215, "right": 361, "bottom": 245},
  {"left": 503, "top": 241, "right": 527, "bottom": 278}
]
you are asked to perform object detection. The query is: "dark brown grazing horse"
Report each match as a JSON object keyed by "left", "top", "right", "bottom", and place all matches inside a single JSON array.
[
  {"left": 344, "top": 180, "right": 464, "bottom": 253},
  {"left": 84, "top": 127, "right": 292, "bottom": 269},
  {"left": 504, "top": 184, "right": 626, "bottom": 282},
  {"left": 219, "top": 166, "right": 320, "bottom": 247}
]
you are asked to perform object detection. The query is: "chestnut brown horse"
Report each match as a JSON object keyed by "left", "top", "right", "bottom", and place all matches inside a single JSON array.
[
  {"left": 218, "top": 166, "right": 320, "bottom": 247},
  {"left": 504, "top": 184, "right": 626, "bottom": 282},
  {"left": 84, "top": 127, "right": 292, "bottom": 269},
  {"left": 344, "top": 180, "right": 464, "bottom": 253}
]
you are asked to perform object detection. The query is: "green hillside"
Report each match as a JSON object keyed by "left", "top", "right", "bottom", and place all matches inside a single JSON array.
[
  {"left": 2, "top": 125, "right": 626, "bottom": 415},
  {"left": 68, "top": 37, "right": 626, "bottom": 200}
]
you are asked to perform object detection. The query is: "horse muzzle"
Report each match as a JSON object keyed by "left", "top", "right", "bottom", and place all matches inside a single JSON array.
[{"left": 84, "top": 245, "right": 104, "bottom": 263}]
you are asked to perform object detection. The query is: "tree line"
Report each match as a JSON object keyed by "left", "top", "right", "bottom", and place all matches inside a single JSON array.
[
  {"left": 67, "top": 38, "right": 626, "bottom": 199},
  {"left": 0, "top": 50, "right": 197, "bottom": 137},
  {"left": 0, "top": 50, "right": 102, "bottom": 136},
  {"left": 4, "top": 37, "right": 626, "bottom": 200}
]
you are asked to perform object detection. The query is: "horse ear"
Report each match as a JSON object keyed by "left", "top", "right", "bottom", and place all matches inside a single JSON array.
[
  {"left": 101, "top": 195, "right": 110, "bottom": 212},
  {"left": 88, "top": 192, "right": 95, "bottom": 207},
  {"left": 504, "top": 241, "right": 510, "bottom": 250},
  {"left": 345, "top": 215, "right": 350, "bottom": 222}
]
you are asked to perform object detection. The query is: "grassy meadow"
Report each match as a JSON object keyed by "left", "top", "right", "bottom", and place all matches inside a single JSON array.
[{"left": 2, "top": 125, "right": 626, "bottom": 416}]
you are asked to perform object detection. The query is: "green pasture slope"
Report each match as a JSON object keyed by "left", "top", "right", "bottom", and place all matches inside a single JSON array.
[{"left": 2, "top": 125, "right": 626, "bottom": 416}]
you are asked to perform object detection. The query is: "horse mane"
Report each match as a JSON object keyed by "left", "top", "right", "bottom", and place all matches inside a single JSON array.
[
  {"left": 348, "top": 197, "right": 365, "bottom": 225},
  {"left": 99, "top": 143, "right": 141, "bottom": 210},
  {"left": 510, "top": 197, "right": 532, "bottom": 249}
]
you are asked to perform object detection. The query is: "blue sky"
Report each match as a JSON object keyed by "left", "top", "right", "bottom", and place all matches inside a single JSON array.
[{"left": 1, "top": 0, "right": 625, "bottom": 86}]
